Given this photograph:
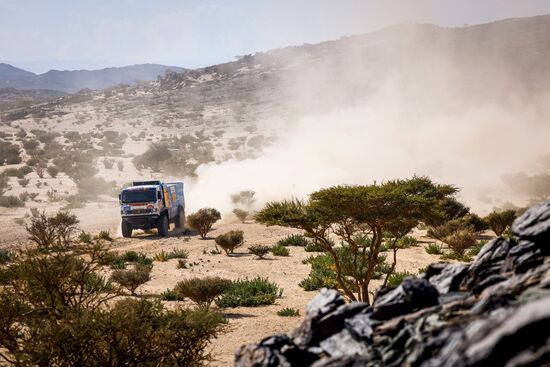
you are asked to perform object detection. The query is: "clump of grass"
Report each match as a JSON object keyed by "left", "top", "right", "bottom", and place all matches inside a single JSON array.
[
  {"left": 271, "top": 245, "right": 290, "bottom": 257},
  {"left": 154, "top": 251, "right": 168, "bottom": 262},
  {"left": 167, "top": 248, "right": 189, "bottom": 259},
  {"left": 96, "top": 230, "right": 112, "bottom": 241},
  {"left": 304, "top": 242, "right": 325, "bottom": 252},
  {"left": 277, "top": 308, "right": 300, "bottom": 317},
  {"left": 425, "top": 243, "right": 443, "bottom": 255},
  {"left": 176, "top": 259, "right": 188, "bottom": 269},
  {"left": 79, "top": 231, "right": 92, "bottom": 244}
]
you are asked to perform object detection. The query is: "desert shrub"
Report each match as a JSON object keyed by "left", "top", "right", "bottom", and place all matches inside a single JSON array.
[
  {"left": 176, "top": 259, "right": 188, "bottom": 269},
  {"left": 215, "top": 230, "right": 244, "bottom": 255},
  {"left": 13, "top": 217, "right": 25, "bottom": 225},
  {"left": 484, "top": 210, "right": 517, "bottom": 236},
  {"left": 154, "top": 251, "right": 168, "bottom": 262},
  {"left": 47, "top": 189, "right": 62, "bottom": 202},
  {"left": 271, "top": 244, "right": 290, "bottom": 257},
  {"left": 132, "top": 143, "right": 171, "bottom": 172},
  {"left": 22, "top": 138, "right": 40, "bottom": 151},
  {"left": 34, "top": 165, "right": 45, "bottom": 178},
  {"left": 0, "top": 249, "right": 14, "bottom": 265},
  {"left": 387, "top": 271, "right": 415, "bottom": 287},
  {"left": 277, "top": 308, "right": 300, "bottom": 317},
  {"left": 62, "top": 194, "right": 86, "bottom": 210},
  {"left": 248, "top": 244, "right": 271, "bottom": 259},
  {"left": 18, "top": 178, "right": 29, "bottom": 187},
  {"left": 103, "top": 158, "right": 115, "bottom": 169},
  {"left": 96, "top": 230, "right": 112, "bottom": 241},
  {"left": 304, "top": 241, "right": 326, "bottom": 252},
  {"left": 216, "top": 277, "right": 281, "bottom": 308},
  {"left": 18, "top": 192, "right": 30, "bottom": 202},
  {"left": 425, "top": 243, "right": 443, "bottom": 255},
  {"left": 79, "top": 231, "right": 92, "bottom": 243},
  {"left": 159, "top": 288, "right": 184, "bottom": 301},
  {"left": 117, "top": 160, "right": 124, "bottom": 171},
  {"left": 397, "top": 235, "right": 418, "bottom": 248},
  {"left": 46, "top": 165, "right": 59, "bottom": 178},
  {"left": 120, "top": 251, "right": 153, "bottom": 266},
  {"left": 0, "top": 174, "right": 8, "bottom": 196},
  {"left": 427, "top": 218, "right": 472, "bottom": 241},
  {"left": 233, "top": 208, "right": 249, "bottom": 223},
  {"left": 75, "top": 176, "right": 116, "bottom": 201},
  {"left": 174, "top": 276, "right": 232, "bottom": 307},
  {"left": 444, "top": 229, "right": 477, "bottom": 258},
  {"left": 109, "top": 264, "right": 152, "bottom": 296},
  {"left": 29, "top": 192, "right": 39, "bottom": 201},
  {"left": 277, "top": 234, "right": 310, "bottom": 247},
  {"left": 187, "top": 208, "right": 221, "bottom": 239},
  {"left": 167, "top": 248, "right": 189, "bottom": 259},
  {"left": 0, "top": 196, "right": 24, "bottom": 207},
  {"left": 0, "top": 141, "right": 21, "bottom": 165},
  {"left": 230, "top": 190, "right": 255, "bottom": 207}
]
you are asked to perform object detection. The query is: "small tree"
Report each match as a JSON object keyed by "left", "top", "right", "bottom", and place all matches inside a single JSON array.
[
  {"left": 255, "top": 177, "right": 457, "bottom": 304},
  {"left": 444, "top": 228, "right": 477, "bottom": 258},
  {"left": 174, "top": 277, "right": 232, "bottom": 307},
  {"left": 187, "top": 208, "right": 221, "bottom": 239},
  {"left": 46, "top": 165, "right": 59, "bottom": 178},
  {"left": 249, "top": 244, "right": 271, "bottom": 259},
  {"left": 215, "top": 230, "right": 244, "bottom": 255},
  {"left": 484, "top": 210, "right": 517, "bottom": 236},
  {"left": 233, "top": 208, "right": 249, "bottom": 223}
]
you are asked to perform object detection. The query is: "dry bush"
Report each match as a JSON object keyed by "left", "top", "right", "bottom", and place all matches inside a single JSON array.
[
  {"left": 444, "top": 229, "right": 477, "bottom": 257},
  {"left": 215, "top": 230, "right": 244, "bottom": 255},
  {"left": 230, "top": 190, "right": 255, "bottom": 207},
  {"left": 109, "top": 264, "right": 152, "bottom": 296},
  {"left": 232, "top": 208, "right": 249, "bottom": 223},
  {"left": 174, "top": 277, "right": 232, "bottom": 307},
  {"left": 187, "top": 208, "right": 221, "bottom": 239},
  {"left": 34, "top": 165, "right": 45, "bottom": 178},
  {"left": 0, "top": 174, "right": 9, "bottom": 195},
  {"left": 248, "top": 244, "right": 270, "bottom": 259},
  {"left": 0, "top": 141, "right": 21, "bottom": 165},
  {"left": 484, "top": 210, "right": 517, "bottom": 236}
]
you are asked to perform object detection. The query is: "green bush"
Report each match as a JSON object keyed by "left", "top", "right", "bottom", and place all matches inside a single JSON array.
[
  {"left": 276, "top": 234, "right": 310, "bottom": 247},
  {"left": 444, "top": 229, "right": 477, "bottom": 258},
  {"left": 397, "top": 235, "right": 418, "bottom": 248},
  {"left": 248, "top": 244, "right": 271, "bottom": 259},
  {"left": 96, "top": 230, "right": 113, "bottom": 241},
  {"left": 271, "top": 244, "right": 290, "bottom": 257},
  {"left": 215, "top": 230, "right": 244, "bottom": 255},
  {"left": 120, "top": 251, "right": 153, "bottom": 266},
  {"left": 216, "top": 277, "right": 281, "bottom": 308},
  {"left": 109, "top": 264, "right": 152, "bottom": 296},
  {"left": 277, "top": 307, "right": 300, "bottom": 317},
  {"left": 46, "top": 166, "right": 59, "bottom": 178},
  {"left": 175, "top": 276, "right": 232, "bottom": 307},
  {"left": 484, "top": 210, "right": 517, "bottom": 236},
  {"left": 187, "top": 208, "right": 221, "bottom": 239},
  {"left": 167, "top": 248, "right": 189, "bottom": 259},
  {"left": 425, "top": 243, "right": 443, "bottom": 255},
  {"left": 0, "top": 195, "right": 24, "bottom": 208},
  {"left": 18, "top": 178, "right": 29, "bottom": 187},
  {"left": 387, "top": 271, "right": 414, "bottom": 287},
  {"left": 79, "top": 231, "right": 92, "bottom": 243}
]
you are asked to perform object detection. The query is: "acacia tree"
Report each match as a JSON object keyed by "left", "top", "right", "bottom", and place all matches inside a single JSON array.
[{"left": 255, "top": 176, "right": 456, "bottom": 304}]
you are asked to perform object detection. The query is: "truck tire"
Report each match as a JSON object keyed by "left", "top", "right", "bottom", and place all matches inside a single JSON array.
[
  {"left": 121, "top": 221, "right": 133, "bottom": 238},
  {"left": 157, "top": 215, "right": 169, "bottom": 237},
  {"left": 175, "top": 207, "right": 185, "bottom": 229}
]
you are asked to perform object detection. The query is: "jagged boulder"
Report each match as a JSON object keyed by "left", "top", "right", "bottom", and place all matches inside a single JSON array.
[{"left": 235, "top": 201, "right": 550, "bottom": 367}]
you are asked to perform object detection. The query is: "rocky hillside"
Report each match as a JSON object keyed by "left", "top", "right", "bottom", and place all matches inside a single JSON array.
[
  {"left": 0, "top": 63, "right": 184, "bottom": 92},
  {"left": 235, "top": 201, "right": 550, "bottom": 366}
]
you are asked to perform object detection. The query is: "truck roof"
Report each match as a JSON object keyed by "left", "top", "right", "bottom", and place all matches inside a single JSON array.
[{"left": 124, "top": 185, "right": 159, "bottom": 191}]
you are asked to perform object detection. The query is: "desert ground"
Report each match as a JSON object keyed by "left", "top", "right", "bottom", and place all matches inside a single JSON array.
[{"left": 0, "top": 193, "right": 447, "bottom": 365}]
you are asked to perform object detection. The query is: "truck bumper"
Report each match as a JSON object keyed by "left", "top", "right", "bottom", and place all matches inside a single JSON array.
[{"left": 122, "top": 215, "right": 160, "bottom": 230}]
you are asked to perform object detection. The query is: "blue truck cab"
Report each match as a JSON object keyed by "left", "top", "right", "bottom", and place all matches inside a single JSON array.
[{"left": 119, "top": 180, "right": 185, "bottom": 238}]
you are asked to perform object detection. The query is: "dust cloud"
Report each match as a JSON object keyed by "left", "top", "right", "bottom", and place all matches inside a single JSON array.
[{"left": 186, "top": 23, "right": 550, "bottom": 215}]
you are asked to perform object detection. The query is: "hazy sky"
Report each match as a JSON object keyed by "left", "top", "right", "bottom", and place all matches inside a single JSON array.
[{"left": 2, "top": 0, "right": 550, "bottom": 73}]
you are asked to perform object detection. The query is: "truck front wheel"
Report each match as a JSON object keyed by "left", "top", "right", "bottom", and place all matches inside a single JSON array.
[
  {"left": 157, "top": 215, "right": 169, "bottom": 237},
  {"left": 121, "top": 221, "right": 133, "bottom": 238}
]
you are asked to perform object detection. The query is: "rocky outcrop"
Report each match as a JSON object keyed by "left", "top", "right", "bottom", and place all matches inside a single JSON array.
[{"left": 235, "top": 201, "right": 550, "bottom": 367}]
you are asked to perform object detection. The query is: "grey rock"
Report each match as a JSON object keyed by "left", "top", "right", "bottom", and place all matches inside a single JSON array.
[
  {"left": 512, "top": 201, "right": 550, "bottom": 242},
  {"left": 372, "top": 278, "right": 439, "bottom": 320},
  {"left": 427, "top": 263, "right": 468, "bottom": 294},
  {"left": 319, "top": 329, "right": 371, "bottom": 358}
]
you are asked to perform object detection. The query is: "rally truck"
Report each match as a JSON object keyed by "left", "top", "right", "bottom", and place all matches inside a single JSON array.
[{"left": 119, "top": 180, "right": 185, "bottom": 238}]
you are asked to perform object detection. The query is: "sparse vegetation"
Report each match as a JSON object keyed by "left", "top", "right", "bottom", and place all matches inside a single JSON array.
[
  {"left": 78, "top": 230, "right": 92, "bottom": 243},
  {"left": 187, "top": 208, "right": 221, "bottom": 239},
  {"left": 0, "top": 249, "right": 14, "bottom": 264},
  {"left": 215, "top": 230, "right": 244, "bottom": 255},
  {"left": 159, "top": 288, "right": 184, "bottom": 301},
  {"left": 96, "top": 230, "right": 113, "bottom": 241},
  {"left": 109, "top": 264, "right": 152, "bottom": 296},
  {"left": 387, "top": 271, "right": 415, "bottom": 287},
  {"left": 444, "top": 228, "right": 478, "bottom": 259},
  {"left": 276, "top": 234, "right": 310, "bottom": 247},
  {"left": 425, "top": 243, "right": 443, "bottom": 255}
]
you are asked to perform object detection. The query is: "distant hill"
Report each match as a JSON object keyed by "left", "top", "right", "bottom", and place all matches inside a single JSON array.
[{"left": 0, "top": 63, "right": 185, "bottom": 92}]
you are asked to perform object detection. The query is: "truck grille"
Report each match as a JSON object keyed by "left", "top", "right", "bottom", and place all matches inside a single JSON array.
[{"left": 130, "top": 209, "right": 152, "bottom": 215}]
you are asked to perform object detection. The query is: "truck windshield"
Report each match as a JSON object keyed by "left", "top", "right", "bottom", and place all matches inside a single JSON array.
[{"left": 122, "top": 189, "right": 157, "bottom": 203}]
